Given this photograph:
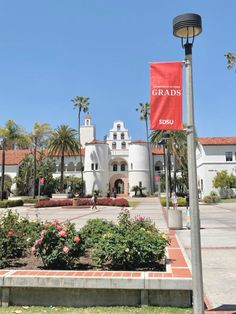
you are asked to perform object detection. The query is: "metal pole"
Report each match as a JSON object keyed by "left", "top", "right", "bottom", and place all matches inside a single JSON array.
[
  {"left": 164, "top": 144, "right": 169, "bottom": 209},
  {"left": 185, "top": 42, "right": 204, "bottom": 313}
]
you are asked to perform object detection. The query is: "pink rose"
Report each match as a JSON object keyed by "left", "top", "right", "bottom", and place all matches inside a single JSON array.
[
  {"left": 73, "top": 236, "right": 80, "bottom": 243},
  {"left": 56, "top": 225, "right": 63, "bottom": 231},
  {"left": 7, "top": 230, "right": 14, "bottom": 237},
  {"left": 31, "top": 246, "right": 36, "bottom": 254},
  {"left": 35, "top": 239, "right": 42, "bottom": 246},
  {"left": 58, "top": 230, "right": 67, "bottom": 238},
  {"left": 63, "top": 246, "right": 69, "bottom": 254}
]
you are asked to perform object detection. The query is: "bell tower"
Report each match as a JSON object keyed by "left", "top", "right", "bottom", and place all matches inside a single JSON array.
[{"left": 80, "top": 113, "right": 96, "bottom": 147}]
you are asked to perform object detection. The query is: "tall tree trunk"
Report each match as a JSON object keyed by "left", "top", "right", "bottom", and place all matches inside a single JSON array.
[
  {"left": 33, "top": 141, "right": 37, "bottom": 199},
  {"left": 145, "top": 118, "right": 153, "bottom": 194},
  {"left": 173, "top": 154, "right": 177, "bottom": 193},
  {"left": 168, "top": 150, "right": 172, "bottom": 197},
  {"left": 78, "top": 109, "right": 84, "bottom": 196},
  {"left": 1, "top": 145, "right": 5, "bottom": 201},
  {"left": 60, "top": 153, "right": 64, "bottom": 193}
]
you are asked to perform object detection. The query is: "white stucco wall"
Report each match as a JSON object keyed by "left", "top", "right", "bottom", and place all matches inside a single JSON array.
[
  {"left": 128, "top": 142, "right": 152, "bottom": 195},
  {"left": 84, "top": 143, "right": 110, "bottom": 195},
  {"left": 197, "top": 144, "right": 236, "bottom": 196}
]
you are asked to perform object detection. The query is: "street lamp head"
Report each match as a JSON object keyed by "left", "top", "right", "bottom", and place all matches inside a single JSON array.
[{"left": 173, "top": 13, "right": 202, "bottom": 39}]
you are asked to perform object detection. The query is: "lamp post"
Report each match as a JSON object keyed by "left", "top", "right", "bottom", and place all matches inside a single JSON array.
[{"left": 173, "top": 13, "right": 204, "bottom": 313}]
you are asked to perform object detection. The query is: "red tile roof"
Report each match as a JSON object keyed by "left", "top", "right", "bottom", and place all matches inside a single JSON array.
[
  {"left": 0, "top": 148, "right": 85, "bottom": 165},
  {"left": 152, "top": 146, "right": 164, "bottom": 154},
  {"left": 198, "top": 137, "right": 236, "bottom": 145},
  {"left": 0, "top": 150, "right": 31, "bottom": 165}
]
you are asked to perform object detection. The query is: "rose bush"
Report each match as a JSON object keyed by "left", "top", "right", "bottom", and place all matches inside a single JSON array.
[
  {"left": 32, "top": 220, "right": 85, "bottom": 269},
  {"left": 0, "top": 209, "right": 43, "bottom": 268},
  {"left": 91, "top": 209, "right": 170, "bottom": 270}
]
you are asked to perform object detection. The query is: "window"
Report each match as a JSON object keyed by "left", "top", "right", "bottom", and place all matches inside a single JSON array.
[
  {"left": 112, "top": 142, "right": 116, "bottom": 149},
  {"left": 200, "top": 179, "right": 204, "bottom": 191},
  {"left": 58, "top": 163, "right": 64, "bottom": 172},
  {"left": 113, "top": 133, "right": 117, "bottom": 140},
  {"left": 67, "top": 162, "right": 75, "bottom": 172},
  {"left": 226, "top": 152, "right": 233, "bottom": 162},
  {"left": 113, "top": 164, "right": 118, "bottom": 171},
  {"left": 91, "top": 163, "right": 94, "bottom": 170},
  {"left": 95, "top": 163, "right": 98, "bottom": 170},
  {"left": 121, "top": 133, "right": 125, "bottom": 140},
  {"left": 121, "top": 142, "right": 126, "bottom": 149},
  {"left": 121, "top": 163, "right": 126, "bottom": 171},
  {"left": 130, "top": 163, "right": 133, "bottom": 170},
  {"left": 155, "top": 161, "right": 163, "bottom": 171},
  {"left": 117, "top": 124, "right": 121, "bottom": 131},
  {"left": 76, "top": 162, "right": 83, "bottom": 171}
]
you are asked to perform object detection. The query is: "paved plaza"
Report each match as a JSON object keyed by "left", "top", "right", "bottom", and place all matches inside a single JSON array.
[{"left": 2, "top": 197, "right": 236, "bottom": 312}]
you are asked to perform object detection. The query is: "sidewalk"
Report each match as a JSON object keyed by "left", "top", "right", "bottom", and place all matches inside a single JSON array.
[{"left": 140, "top": 198, "right": 236, "bottom": 314}]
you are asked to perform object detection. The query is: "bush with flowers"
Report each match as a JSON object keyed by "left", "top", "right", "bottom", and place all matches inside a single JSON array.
[
  {"left": 0, "top": 209, "right": 43, "bottom": 268},
  {"left": 35, "top": 197, "right": 129, "bottom": 208},
  {"left": 80, "top": 218, "right": 118, "bottom": 248},
  {"left": 91, "top": 208, "right": 170, "bottom": 270},
  {"left": 32, "top": 220, "right": 85, "bottom": 269}
]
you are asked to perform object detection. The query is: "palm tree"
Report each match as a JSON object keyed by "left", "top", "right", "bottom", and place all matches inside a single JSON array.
[
  {"left": 31, "top": 122, "right": 51, "bottom": 198},
  {"left": 71, "top": 96, "right": 90, "bottom": 196},
  {"left": 225, "top": 52, "right": 236, "bottom": 70},
  {"left": 136, "top": 102, "right": 153, "bottom": 193},
  {"left": 150, "top": 128, "right": 188, "bottom": 193},
  {"left": 0, "top": 120, "right": 30, "bottom": 200},
  {"left": 47, "top": 125, "right": 79, "bottom": 193}
]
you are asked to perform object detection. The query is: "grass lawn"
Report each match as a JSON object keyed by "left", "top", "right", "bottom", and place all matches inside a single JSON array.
[
  {"left": 128, "top": 201, "right": 140, "bottom": 208},
  {"left": 0, "top": 306, "right": 193, "bottom": 314},
  {"left": 220, "top": 197, "right": 236, "bottom": 203}
]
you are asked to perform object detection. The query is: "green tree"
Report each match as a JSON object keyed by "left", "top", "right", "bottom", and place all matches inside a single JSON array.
[
  {"left": 30, "top": 122, "right": 51, "bottom": 198},
  {"left": 14, "top": 154, "right": 56, "bottom": 197},
  {"left": 225, "top": 52, "right": 236, "bottom": 70},
  {"left": 213, "top": 170, "right": 236, "bottom": 198},
  {"left": 136, "top": 102, "right": 153, "bottom": 193},
  {"left": 0, "top": 120, "right": 30, "bottom": 200},
  {"left": 47, "top": 125, "right": 79, "bottom": 193},
  {"left": 71, "top": 96, "right": 90, "bottom": 196},
  {"left": 150, "top": 128, "right": 188, "bottom": 193},
  {"left": 14, "top": 155, "right": 34, "bottom": 195}
]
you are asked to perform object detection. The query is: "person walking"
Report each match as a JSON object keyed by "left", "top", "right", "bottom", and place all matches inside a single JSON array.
[
  {"left": 91, "top": 194, "right": 97, "bottom": 210},
  {"left": 171, "top": 192, "right": 178, "bottom": 210}
]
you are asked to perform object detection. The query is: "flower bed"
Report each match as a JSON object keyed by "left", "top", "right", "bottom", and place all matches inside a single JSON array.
[{"left": 0, "top": 208, "right": 169, "bottom": 271}]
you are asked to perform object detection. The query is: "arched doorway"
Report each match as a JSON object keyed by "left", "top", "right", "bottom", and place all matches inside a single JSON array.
[{"left": 114, "top": 179, "right": 124, "bottom": 194}]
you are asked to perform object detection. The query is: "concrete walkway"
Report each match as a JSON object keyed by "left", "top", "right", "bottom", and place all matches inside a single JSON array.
[{"left": 3, "top": 198, "right": 236, "bottom": 312}]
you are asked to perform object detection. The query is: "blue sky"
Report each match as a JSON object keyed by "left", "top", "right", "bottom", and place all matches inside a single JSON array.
[{"left": 0, "top": 0, "right": 235, "bottom": 141}]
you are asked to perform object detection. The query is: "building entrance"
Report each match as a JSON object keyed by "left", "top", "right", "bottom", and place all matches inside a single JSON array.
[{"left": 114, "top": 179, "right": 124, "bottom": 194}]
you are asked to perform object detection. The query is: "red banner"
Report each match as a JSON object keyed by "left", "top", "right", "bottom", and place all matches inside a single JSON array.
[{"left": 150, "top": 62, "right": 183, "bottom": 130}]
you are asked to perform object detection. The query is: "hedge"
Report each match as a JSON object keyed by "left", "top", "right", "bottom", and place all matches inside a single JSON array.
[
  {"left": 0, "top": 199, "right": 24, "bottom": 208},
  {"left": 35, "top": 198, "right": 129, "bottom": 208},
  {"left": 160, "top": 196, "right": 186, "bottom": 207}
]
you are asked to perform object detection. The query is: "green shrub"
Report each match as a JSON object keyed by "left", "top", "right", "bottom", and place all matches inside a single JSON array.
[
  {"left": 80, "top": 218, "right": 117, "bottom": 248},
  {"left": 91, "top": 209, "right": 169, "bottom": 270},
  {"left": 203, "top": 192, "right": 221, "bottom": 204},
  {"left": 32, "top": 220, "right": 85, "bottom": 269},
  {"left": 0, "top": 199, "right": 24, "bottom": 208},
  {"left": 0, "top": 209, "right": 43, "bottom": 268},
  {"left": 160, "top": 196, "right": 186, "bottom": 207},
  {"left": 22, "top": 197, "right": 49, "bottom": 204},
  {"left": 203, "top": 196, "right": 213, "bottom": 204}
]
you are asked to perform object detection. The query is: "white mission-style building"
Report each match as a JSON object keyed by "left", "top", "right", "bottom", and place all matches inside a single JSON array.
[{"left": 1, "top": 114, "right": 236, "bottom": 197}]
